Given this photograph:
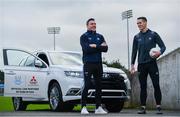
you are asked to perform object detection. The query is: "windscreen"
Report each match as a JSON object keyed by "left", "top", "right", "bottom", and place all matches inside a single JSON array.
[{"left": 48, "top": 52, "right": 82, "bottom": 66}]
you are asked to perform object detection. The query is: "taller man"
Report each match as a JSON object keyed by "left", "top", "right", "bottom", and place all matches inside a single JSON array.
[
  {"left": 80, "top": 18, "right": 108, "bottom": 114},
  {"left": 131, "top": 17, "right": 166, "bottom": 114}
]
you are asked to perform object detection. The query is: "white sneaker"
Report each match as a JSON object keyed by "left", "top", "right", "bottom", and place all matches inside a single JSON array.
[
  {"left": 95, "top": 106, "right": 107, "bottom": 114},
  {"left": 81, "top": 106, "right": 89, "bottom": 114}
]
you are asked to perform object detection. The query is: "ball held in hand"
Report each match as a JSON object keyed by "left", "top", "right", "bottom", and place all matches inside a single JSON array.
[{"left": 149, "top": 47, "right": 160, "bottom": 58}]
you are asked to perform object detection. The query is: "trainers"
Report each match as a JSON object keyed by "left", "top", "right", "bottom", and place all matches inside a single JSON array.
[
  {"left": 95, "top": 106, "right": 107, "bottom": 114},
  {"left": 138, "top": 106, "right": 146, "bottom": 114},
  {"left": 81, "top": 106, "right": 89, "bottom": 114},
  {"left": 156, "top": 107, "right": 163, "bottom": 114}
]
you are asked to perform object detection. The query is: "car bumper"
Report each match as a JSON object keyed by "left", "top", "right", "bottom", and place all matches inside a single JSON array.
[{"left": 63, "top": 89, "right": 129, "bottom": 102}]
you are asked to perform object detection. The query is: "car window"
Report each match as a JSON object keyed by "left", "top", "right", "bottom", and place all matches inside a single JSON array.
[
  {"left": 48, "top": 52, "right": 82, "bottom": 66},
  {"left": 63, "top": 52, "right": 82, "bottom": 61},
  {"left": 37, "top": 53, "right": 49, "bottom": 66},
  {"left": 6, "top": 50, "right": 30, "bottom": 66},
  {"left": 19, "top": 57, "right": 27, "bottom": 66},
  {"left": 24, "top": 56, "right": 35, "bottom": 67},
  {"left": 4, "top": 49, "right": 47, "bottom": 68}
]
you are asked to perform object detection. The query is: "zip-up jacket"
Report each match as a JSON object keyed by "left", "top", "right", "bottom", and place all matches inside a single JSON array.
[
  {"left": 131, "top": 29, "right": 166, "bottom": 64},
  {"left": 80, "top": 30, "right": 108, "bottom": 63}
]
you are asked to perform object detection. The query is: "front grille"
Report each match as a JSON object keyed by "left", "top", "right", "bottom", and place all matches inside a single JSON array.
[
  {"left": 102, "top": 91, "right": 123, "bottom": 96},
  {"left": 89, "top": 73, "right": 127, "bottom": 90},
  {"left": 87, "top": 89, "right": 127, "bottom": 97}
]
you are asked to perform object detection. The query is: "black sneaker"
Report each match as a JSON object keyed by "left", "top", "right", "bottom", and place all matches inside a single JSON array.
[
  {"left": 156, "top": 107, "right": 163, "bottom": 114},
  {"left": 138, "top": 106, "right": 146, "bottom": 114}
]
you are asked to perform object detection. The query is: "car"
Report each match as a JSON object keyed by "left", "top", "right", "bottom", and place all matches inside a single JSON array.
[{"left": 0, "top": 48, "right": 131, "bottom": 112}]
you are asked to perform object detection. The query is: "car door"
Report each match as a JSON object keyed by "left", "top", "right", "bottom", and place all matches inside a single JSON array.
[
  {"left": 0, "top": 49, "right": 4, "bottom": 96},
  {"left": 3, "top": 49, "right": 49, "bottom": 98}
]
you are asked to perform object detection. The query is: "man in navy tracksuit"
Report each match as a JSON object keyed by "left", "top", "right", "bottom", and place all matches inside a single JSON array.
[
  {"left": 80, "top": 18, "right": 108, "bottom": 114},
  {"left": 131, "top": 17, "right": 166, "bottom": 114}
]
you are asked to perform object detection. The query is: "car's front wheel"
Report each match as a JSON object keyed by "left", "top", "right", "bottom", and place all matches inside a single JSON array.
[
  {"left": 48, "top": 82, "right": 63, "bottom": 111},
  {"left": 105, "top": 101, "right": 124, "bottom": 112},
  {"left": 12, "top": 97, "right": 27, "bottom": 111},
  {"left": 62, "top": 102, "right": 74, "bottom": 112}
]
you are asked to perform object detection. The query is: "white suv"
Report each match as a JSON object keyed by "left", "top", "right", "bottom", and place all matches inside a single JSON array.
[{"left": 0, "top": 48, "right": 131, "bottom": 112}]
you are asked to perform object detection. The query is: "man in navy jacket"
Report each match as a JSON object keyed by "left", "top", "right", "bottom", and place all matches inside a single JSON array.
[
  {"left": 80, "top": 18, "right": 108, "bottom": 114},
  {"left": 131, "top": 17, "right": 166, "bottom": 114}
]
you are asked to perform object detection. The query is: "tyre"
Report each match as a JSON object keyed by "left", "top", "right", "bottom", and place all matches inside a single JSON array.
[
  {"left": 48, "top": 82, "right": 63, "bottom": 111},
  {"left": 62, "top": 102, "right": 74, "bottom": 112},
  {"left": 12, "top": 97, "right": 27, "bottom": 111},
  {"left": 105, "top": 101, "right": 124, "bottom": 112}
]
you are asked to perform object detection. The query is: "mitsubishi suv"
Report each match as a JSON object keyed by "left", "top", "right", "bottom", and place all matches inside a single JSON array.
[{"left": 1, "top": 48, "right": 131, "bottom": 112}]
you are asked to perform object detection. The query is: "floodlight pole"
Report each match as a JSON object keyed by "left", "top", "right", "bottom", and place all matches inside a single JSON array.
[
  {"left": 122, "top": 10, "right": 133, "bottom": 70},
  {"left": 47, "top": 27, "right": 60, "bottom": 51}
]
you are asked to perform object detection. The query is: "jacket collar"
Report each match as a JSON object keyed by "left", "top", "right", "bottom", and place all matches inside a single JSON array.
[
  {"left": 140, "top": 29, "right": 150, "bottom": 34},
  {"left": 87, "top": 30, "right": 96, "bottom": 34}
]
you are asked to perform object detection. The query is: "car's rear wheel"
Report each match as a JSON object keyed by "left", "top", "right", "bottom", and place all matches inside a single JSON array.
[
  {"left": 105, "top": 101, "right": 124, "bottom": 112},
  {"left": 12, "top": 97, "right": 27, "bottom": 111},
  {"left": 49, "top": 82, "right": 63, "bottom": 111}
]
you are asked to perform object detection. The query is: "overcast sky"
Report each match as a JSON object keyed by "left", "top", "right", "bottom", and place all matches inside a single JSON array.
[{"left": 0, "top": 0, "right": 180, "bottom": 68}]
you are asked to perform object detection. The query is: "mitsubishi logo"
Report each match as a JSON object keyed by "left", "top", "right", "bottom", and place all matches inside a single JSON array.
[
  {"left": 31, "top": 76, "right": 36, "bottom": 82},
  {"left": 29, "top": 76, "right": 38, "bottom": 86}
]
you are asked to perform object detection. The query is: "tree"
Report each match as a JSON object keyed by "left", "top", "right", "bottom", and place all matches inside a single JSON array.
[{"left": 103, "top": 59, "right": 131, "bottom": 79}]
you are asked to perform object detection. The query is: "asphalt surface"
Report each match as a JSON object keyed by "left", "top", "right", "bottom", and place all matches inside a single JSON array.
[{"left": 0, "top": 109, "right": 180, "bottom": 117}]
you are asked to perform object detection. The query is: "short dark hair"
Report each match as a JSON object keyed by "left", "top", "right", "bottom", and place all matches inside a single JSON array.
[
  {"left": 86, "top": 18, "right": 95, "bottom": 25},
  {"left": 137, "top": 17, "right": 147, "bottom": 22}
]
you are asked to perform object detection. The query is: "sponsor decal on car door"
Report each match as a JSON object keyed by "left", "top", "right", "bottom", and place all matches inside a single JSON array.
[{"left": 3, "top": 49, "right": 48, "bottom": 98}]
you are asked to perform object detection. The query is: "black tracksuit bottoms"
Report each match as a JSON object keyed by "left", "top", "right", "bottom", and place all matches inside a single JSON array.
[
  {"left": 81, "top": 62, "right": 103, "bottom": 108},
  {"left": 138, "top": 61, "right": 162, "bottom": 106}
]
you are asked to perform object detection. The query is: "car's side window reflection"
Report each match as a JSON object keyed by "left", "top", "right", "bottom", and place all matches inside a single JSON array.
[
  {"left": 6, "top": 50, "right": 44, "bottom": 68},
  {"left": 19, "top": 58, "right": 27, "bottom": 66},
  {"left": 24, "top": 56, "right": 35, "bottom": 67},
  {"left": 6, "top": 50, "right": 30, "bottom": 66}
]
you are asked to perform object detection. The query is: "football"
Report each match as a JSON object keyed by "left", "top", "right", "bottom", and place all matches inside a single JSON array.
[{"left": 149, "top": 47, "right": 160, "bottom": 58}]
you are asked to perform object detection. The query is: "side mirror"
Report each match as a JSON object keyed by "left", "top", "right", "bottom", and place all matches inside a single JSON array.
[{"left": 35, "top": 59, "right": 43, "bottom": 68}]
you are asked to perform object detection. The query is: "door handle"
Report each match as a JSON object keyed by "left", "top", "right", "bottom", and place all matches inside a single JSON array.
[
  {"left": 6, "top": 71, "right": 16, "bottom": 75},
  {"left": 47, "top": 71, "right": 50, "bottom": 75},
  {"left": 6, "top": 72, "right": 16, "bottom": 75}
]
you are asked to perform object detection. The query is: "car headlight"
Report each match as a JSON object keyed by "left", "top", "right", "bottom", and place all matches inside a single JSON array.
[
  {"left": 119, "top": 73, "right": 131, "bottom": 90},
  {"left": 120, "top": 73, "right": 127, "bottom": 80},
  {"left": 64, "top": 71, "right": 83, "bottom": 78}
]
